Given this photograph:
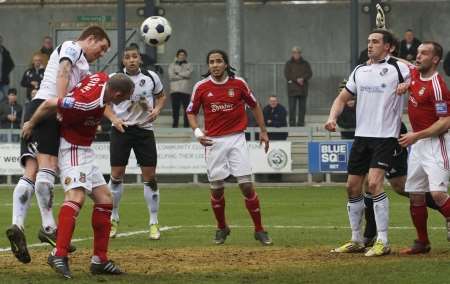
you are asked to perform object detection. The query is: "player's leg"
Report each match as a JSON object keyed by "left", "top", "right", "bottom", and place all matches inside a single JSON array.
[
  {"left": 205, "top": 136, "right": 231, "bottom": 244},
  {"left": 6, "top": 157, "right": 37, "bottom": 264},
  {"left": 332, "top": 137, "right": 368, "bottom": 253},
  {"left": 109, "top": 127, "right": 132, "bottom": 237},
  {"left": 132, "top": 128, "right": 160, "bottom": 239},
  {"left": 362, "top": 176, "right": 376, "bottom": 247},
  {"left": 89, "top": 182, "right": 123, "bottom": 275}
]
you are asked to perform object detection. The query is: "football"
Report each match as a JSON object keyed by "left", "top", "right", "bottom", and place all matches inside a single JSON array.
[{"left": 140, "top": 16, "right": 172, "bottom": 46}]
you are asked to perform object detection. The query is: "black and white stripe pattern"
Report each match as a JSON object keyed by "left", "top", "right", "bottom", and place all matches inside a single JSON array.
[
  {"left": 20, "top": 177, "right": 35, "bottom": 189},
  {"left": 348, "top": 195, "right": 364, "bottom": 203},
  {"left": 373, "top": 192, "right": 388, "bottom": 203},
  {"left": 39, "top": 168, "right": 57, "bottom": 178}
]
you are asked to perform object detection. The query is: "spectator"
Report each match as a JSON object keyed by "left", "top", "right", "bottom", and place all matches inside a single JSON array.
[
  {"left": 444, "top": 51, "right": 450, "bottom": 77},
  {"left": 0, "top": 88, "right": 22, "bottom": 135},
  {"left": 263, "top": 96, "right": 288, "bottom": 140},
  {"left": 335, "top": 80, "right": 356, "bottom": 139},
  {"left": 284, "top": 46, "right": 312, "bottom": 126},
  {"left": 168, "top": 49, "right": 193, "bottom": 128},
  {"left": 21, "top": 52, "right": 45, "bottom": 101},
  {"left": 39, "top": 35, "right": 54, "bottom": 65},
  {"left": 399, "top": 29, "right": 421, "bottom": 62},
  {"left": 0, "top": 35, "right": 15, "bottom": 102}
]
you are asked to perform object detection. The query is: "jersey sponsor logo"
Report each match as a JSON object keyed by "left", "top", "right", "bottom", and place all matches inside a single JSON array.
[
  {"left": 211, "top": 102, "right": 234, "bottom": 112},
  {"left": 435, "top": 101, "right": 448, "bottom": 115},
  {"left": 227, "top": 89, "right": 235, "bottom": 97},
  {"left": 418, "top": 87, "right": 426, "bottom": 96},
  {"left": 409, "top": 96, "right": 418, "bottom": 107},
  {"left": 359, "top": 85, "right": 384, "bottom": 94},
  {"left": 267, "top": 149, "right": 288, "bottom": 170},
  {"left": 61, "top": 97, "right": 75, "bottom": 109},
  {"left": 65, "top": 46, "right": 79, "bottom": 61},
  {"left": 84, "top": 116, "right": 100, "bottom": 127}
]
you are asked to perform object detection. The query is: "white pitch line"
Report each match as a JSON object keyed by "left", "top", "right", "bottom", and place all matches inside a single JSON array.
[{"left": 0, "top": 224, "right": 446, "bottom": 253}]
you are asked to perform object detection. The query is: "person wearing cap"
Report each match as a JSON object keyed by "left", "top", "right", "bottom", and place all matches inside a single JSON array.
[{"left": 284, "top": 46, "right": 312, "bottom": 126}]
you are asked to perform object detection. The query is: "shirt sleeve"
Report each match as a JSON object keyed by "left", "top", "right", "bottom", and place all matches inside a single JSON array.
[
  {"left": 398, "top": 61, "right": 411, "bottom": 84},
  {"left": 186, "top": 82, "right": 202, "bottom": 115},
  {"left": 149, "top": 71, "right": 164, "bottom": 95},
  {"left": 239, "top": 79, "right": 257, "bottom": 108},
  {"left": 432, "top": 75, "right": 450, "bottom": 117},
  {"left": 345, "top": 67, "right": 358, "bottom": 96},
  {"left": 59, "top": 41, "right": 83, "bottom": 65}
]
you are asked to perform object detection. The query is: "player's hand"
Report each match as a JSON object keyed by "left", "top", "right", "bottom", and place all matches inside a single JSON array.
[
  {"left": 22, "top": 121, "right": 34, "bottom": 140},
  {"left": 260, "top": 131, "right": 270, "bottom": 153},
  {"left": 147, "top": 108, "right": 160, "bottom": 123},
  {"left": 324, "top": 119, "right": 337, "bottom": 132},
  {"left": 197, "top": 130, "right": 213, "bottom": 146},
  {"left": 112, "top": 118, "right": 127, "bottom": 133},
  {"left": 398, "top": 132, "right": 418, "bottom": 147},
  {"left": 396, "top": 82, "right": 410, "bottom": 95}
]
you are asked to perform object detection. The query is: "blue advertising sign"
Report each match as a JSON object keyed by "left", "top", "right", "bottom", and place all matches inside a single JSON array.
[{"left": 308, "top": 141, "right": 353, "bottom": 173}]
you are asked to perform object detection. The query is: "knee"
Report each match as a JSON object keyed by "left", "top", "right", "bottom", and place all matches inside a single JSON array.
[
  {"left": 431, "top": 191, "right": 449, "bottom": 207},
  {"left": 144, "top": 179, "right": 158, "bottom": 192},
  {"left": 238, "top": 181, "right": 254, "bottom": 198},
  {"left": 409, "top": 193, "right": 426, "bottom": 206},
  {"left": 346, "top": 181, "right": 362, "bottom": 197},
  {"left": 210, "top": 181, "right": 225, "bottom": 199}
]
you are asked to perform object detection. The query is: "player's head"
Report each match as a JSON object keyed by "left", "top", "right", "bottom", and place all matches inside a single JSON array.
[
  {"left": 203, "top": 49, "right": 236, "bottom": 80},
  {"left": 122, "top": 45, "right": 141, "bottom": 74},
  {"left": 415, "top": 41, "right": 443, "bottom": 73},
  {"left": 368, "top": 29, "right": 394, "bottom": 61},
  {"left": 105, "top": 73, "right": 135, "bottom": 105},
  {"left": 77, "top": 25, "right": 110, "bottom": 63}
]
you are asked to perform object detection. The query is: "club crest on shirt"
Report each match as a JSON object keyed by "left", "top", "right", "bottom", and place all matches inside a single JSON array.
[
  {"left": 227, "top": 89, "right": 235, "bottom": 97},
  {"left": 379, "top": 68, "right": 388, "bottom": 76},
  {"left": 79, "top": 172, "right": 86, "bottom": 183},
  {"left": 418, "top": 87, "right": 426, "bottom": 96},
  {"left": 64, "top": 177, "right": 72, "bottom": 185},
  {"left": 140, "top": 79, "right": 146, "bottom": 87}
]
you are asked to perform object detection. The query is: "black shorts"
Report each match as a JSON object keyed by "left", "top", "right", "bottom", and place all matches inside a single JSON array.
[
  {"left": 347, "top": 137, "right": 398, "bottom": 175},
  {"left": 385, "top": 122, "right": 408, "bottom": 179},
  {"left": 110, "top": 126, "right": 157, "bottom": 167},
  {"left": 20, "top": 99, "right": 60, "bottom": 166}
]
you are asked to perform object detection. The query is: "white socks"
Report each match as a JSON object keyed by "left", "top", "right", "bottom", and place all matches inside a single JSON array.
[
  {"left": 373, "top": 192, "right": 389, "bottom": 245},
  {"left": 109, "top": 177, "right": 124, "bottom": 222},
  {"left": 35, "top": 169, "right": 57, "bottom": 232},
  {"left": 144, "top": 181, "right": 159, "bottom": 225},
  {"left": 12, "top": 177, "right": 35, "bottom": 229},
  {"left": 347, "top": 195, "right": 364, "bottom": 244}
]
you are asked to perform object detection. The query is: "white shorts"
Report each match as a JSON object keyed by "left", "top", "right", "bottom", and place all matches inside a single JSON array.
[
  {"left": 405, "top": 134, "right": 450, "bottom": 193},
  {"left": 58, "top": 138, "right": 106, "bottom": 193},
  {"left": 205, "top": 132, "right": 252, "bottom": 182}
]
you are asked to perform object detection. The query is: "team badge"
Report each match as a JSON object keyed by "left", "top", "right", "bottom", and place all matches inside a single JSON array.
[
  {"left": 140, "top": 79, "right": 145, "bottom": 87},
  {"left": 64, "top": 177, "right": 72, "bottom": 185},
  {"left": 227, "top": 89, "right": 235, "bottom": 97},
  {"left": 79, "top": 172, "right": 86, "bottom": 183},
  {"left": 418, "top": 87, "right": 426, "bottom": 96},
  {"left": 379, "top": 68, "right": 388, "bottom": 76}
]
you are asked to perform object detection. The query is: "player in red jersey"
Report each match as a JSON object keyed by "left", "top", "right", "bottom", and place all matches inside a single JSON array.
[
  {"left": 187, "top": 49, "right": 272, "bottom": 245},
  {"left": 395, "top": 42, "right": 450, "bottom": 254},
  {"left": 22, "top": 72, "right": 134, "bottom": 278}
]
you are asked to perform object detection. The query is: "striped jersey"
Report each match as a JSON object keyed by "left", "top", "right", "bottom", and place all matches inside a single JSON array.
[
  {"left": 35, "top": 41, "right": 90, "bottom": 100},
  {"left": 57, "top": 72, "right": 108, "bottom": 146},
  {"left": 408, "top": 67, "right": 450, "bottom": 132}
]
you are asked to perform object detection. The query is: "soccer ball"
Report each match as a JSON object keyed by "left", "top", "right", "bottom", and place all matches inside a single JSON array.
[{"left": 140, "top": 16, "right": 172, "bottom": 47}]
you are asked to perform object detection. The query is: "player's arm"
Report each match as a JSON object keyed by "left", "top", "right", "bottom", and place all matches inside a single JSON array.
[
  {"left": 250, "top": 103, "right": 270, "bottom": 153},
  {"left": 399, "top": 117, "right": 450, "bottom": 147},
  {"left": 148, "top": 91, "right": 167, "bottom": 122},
  {"left": 103, "top": 104, "right": 127, "bottom": 133},
  {"left": 56, "top": 59, "right": 72, "bottom": 99},
  {"left": 325, "top": 88, "right": 353, "bottom": 132},
  {"left": 22, "top": 98, "right": 58, "bottom": 139}
]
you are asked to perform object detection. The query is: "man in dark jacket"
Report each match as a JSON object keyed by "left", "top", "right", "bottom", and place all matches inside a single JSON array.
[
  {"left": 0, "top": 35, "right": 15, "bottom": 102},
  {"left": 284, "top": 46, "right": 312, "bottom": 126},
  {"left": 263, "top": 96, "right": 288, "bottom": 140},
  {"left": 0, "top": 88, "right": 22, "bottom": 129},
  {"left": 399, "top": 29, "right": 421, "bottom": 62}
]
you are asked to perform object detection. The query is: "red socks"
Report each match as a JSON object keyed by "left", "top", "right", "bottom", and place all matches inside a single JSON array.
[
  {"left": 245, "top": 191, "right": 264, "bottom": 232},
  {"left": 92, "top": 204, "right": 113, "bottom": 263},
  {"left": 410, "top": 205, "right": 429, "bottom": 244},
  {"left": 211, "top": 195, "right": 227, "bottom": 229},
  {"left": 55, "top": 201, "right": 81, "bottom": 257}
]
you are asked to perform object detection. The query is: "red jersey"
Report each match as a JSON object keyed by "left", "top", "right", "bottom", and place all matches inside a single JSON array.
[
  {"left": 57, "top": 72, "right": 108, "bottom": 146},
  {"left": 187, "top": 76, "right": 257, "bottom": 137},
  {"left": 408, "top": 67, "right": 450, "bottom": 132}
]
